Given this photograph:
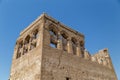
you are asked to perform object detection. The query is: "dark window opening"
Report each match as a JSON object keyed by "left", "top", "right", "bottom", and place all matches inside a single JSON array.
[
  {"left": 24, "top": 35, "right": 30, "bottom": 45},
  {"left": 16, "top": 52, "right": 21, "bottom": 59},
  {"left": 49, "top": 29, "right": 57, "bottom": 48},
  {"left": 49, "top": 29, "right": 56, "bottom": 36},
  {"left": 66, "top": 77, "right": 70, "bottom": 80},
  {"left": 50, "top": 42, "right": 57, "bottom": 48},
  {"left": 49, "top": 29, "right": 57, "bottom": 41},
  {"left": 33, "top": 29, "right": 39, "bottom": 39},
  {"left": 16, "top": 41, "right": 23, "bottom": 59}
]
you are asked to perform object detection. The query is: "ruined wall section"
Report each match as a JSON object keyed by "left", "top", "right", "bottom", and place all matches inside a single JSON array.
[
  {"left": 91, "top": 49, "right": 114, "bottom": 69},
  {"left": 91, "top": 48, "right": 117, "bottom": 79}
]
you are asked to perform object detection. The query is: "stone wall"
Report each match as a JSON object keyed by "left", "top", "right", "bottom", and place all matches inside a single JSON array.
[
  {"left": 41, "top": 47, "right": 117, "bottom": 80},
  {"left": 9, "top": 16, "right": 44, "bottom": 80}
]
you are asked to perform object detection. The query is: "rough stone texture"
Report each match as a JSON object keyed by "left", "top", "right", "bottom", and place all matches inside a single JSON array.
[{"left": 9, "top": 13, "right": 117, "bottom": 80}]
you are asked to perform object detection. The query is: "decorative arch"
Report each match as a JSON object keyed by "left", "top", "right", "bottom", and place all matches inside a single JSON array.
[
  {"left": 32, "top": 28, "right": 39, "bottom": 39},
  {"left": 49, "top": 25, "right": 59, "bottom": 48},
  {"left": 60, "top": 30, "right": 69, "bottom": 39},
  {"left": 30, "top": 29, "right": 39, "bottom": 50},
  {"left": 49, "top": 24, "right": 58, "bottom": 35},
  {"left": 18, "top": 40, "right": 23, "bottom": 49},
  {"left": 16, "top": 40, "right": 23, "bottom": 59},
  {"left": 60, "top": 30, "right": 69, "bottom": 51},
  {"left": 24, "top": 35, "right": 30, "bottom": 45},
  {"left": 23, "top": 35, "right": 30, "bottom": 54}
]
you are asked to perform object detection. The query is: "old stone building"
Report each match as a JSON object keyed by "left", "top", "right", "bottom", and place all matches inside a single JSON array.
[{"left": 9, "top": 13, "right": 117, "bottom": 80}]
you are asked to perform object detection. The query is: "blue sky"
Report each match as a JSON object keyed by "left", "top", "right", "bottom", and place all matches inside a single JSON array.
[{"left": 0, "top": 0, "right": 120, "bottom": 80}]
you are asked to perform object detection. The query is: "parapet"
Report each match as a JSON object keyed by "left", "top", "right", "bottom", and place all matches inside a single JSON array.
[{"left": 91, "top": 48, "right": 113, "bottom": 69}]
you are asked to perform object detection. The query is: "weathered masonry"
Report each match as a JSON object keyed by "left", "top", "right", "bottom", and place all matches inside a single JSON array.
[{"left": 9, "top": 13, "right": 117, "bottom": 80}]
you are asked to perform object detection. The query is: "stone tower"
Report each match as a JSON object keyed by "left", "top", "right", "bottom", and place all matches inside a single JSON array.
[{"left": 9, "top": 13, "right": 117, "bottom": 80}]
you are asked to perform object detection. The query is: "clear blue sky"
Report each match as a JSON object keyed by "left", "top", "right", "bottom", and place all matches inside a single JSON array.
[{"left": 0, "top": 0, "right": 120, "bottom": 80}]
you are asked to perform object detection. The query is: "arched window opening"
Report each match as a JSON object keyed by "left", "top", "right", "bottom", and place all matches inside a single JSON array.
[
  {"left": 71, "top": 38, "right": 77, "bottom": 55},
  {"left": 30, "top": 29, "right": 39, "bottom": 50},
  {"left": 61, "top": 33, "right": 68, "bottom": 51},
  {"left": 24, "top": 35, "right": 30, "bottom": 45},
  {"left": 19, "top": 41, "right": 23, "bottom": 48},
  {"left": 23, "top": 35, "right": 30, "bottom": 54},
  {"left": 16, "top": 52, "right": 21, "bottom": 59},
  {"left": 50, "top": 41, "right": 57, "bottom": 48},
  {"left": 33, "top": 29, "right": 39, "bottom": 39},
  {"left": 16, "top": 41, "right": 23, "bottom": 59},
  {"left": 49, "top": 28, "right": 57, "bottom": 48},
  {"left": 49, "top": 29, "right": 57, "bottom": 38}
]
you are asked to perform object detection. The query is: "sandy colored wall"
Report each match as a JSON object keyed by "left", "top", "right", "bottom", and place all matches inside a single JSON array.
[
  {"left": 41, "top": 47, "right": 117, "bottom": 80},
  {"left": 41, "top": 18, "right": 117, "bottom": 80},
  {"left": 9, "top": 47, "right": 42, "bottom": 80}
]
